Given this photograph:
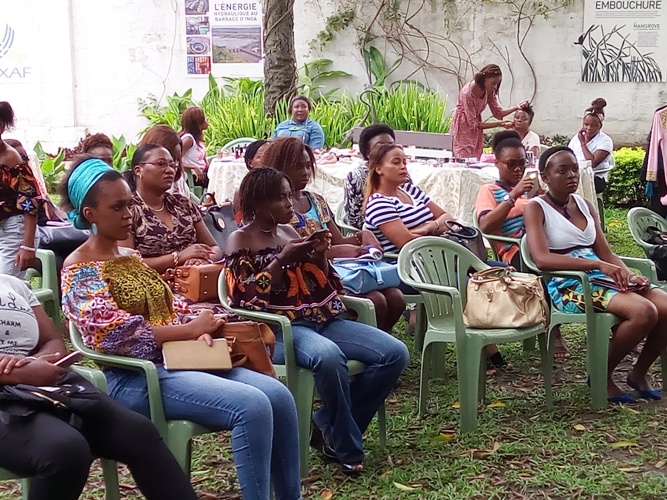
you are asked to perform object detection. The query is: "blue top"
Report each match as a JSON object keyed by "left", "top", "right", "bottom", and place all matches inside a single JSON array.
[{"left": 272, "top": 117, "right": 326, "bottom": 149}]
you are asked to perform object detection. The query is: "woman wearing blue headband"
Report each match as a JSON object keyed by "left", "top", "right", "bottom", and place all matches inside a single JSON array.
[{"left": 60, "top": 155, "right": 302, "bottom": 499}]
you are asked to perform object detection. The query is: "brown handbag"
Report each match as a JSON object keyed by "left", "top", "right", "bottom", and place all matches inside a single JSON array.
[
  {"left": 219, "top": 322, "right": 277, "bottom": 378},
  {"left": 171, "top": 264, "right": 223, "bottom": 302}
]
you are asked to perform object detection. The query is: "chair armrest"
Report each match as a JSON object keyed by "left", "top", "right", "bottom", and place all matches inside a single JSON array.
[
  {"left": 384, "top": 252, "right": 399, "bottom": 261},
  {"left": 483, "top": 234, "right": 521, "bottom": 245},
  {"left": 71, "top": 365, "right": 108, "bottom": 391},
  {"left": 337, "top": 221, "right": 358, "bottom": 237},
  {"left": 69, "top": 323, "right": 168, "bottom": 437},
  {"left": 35, "top": 249, "right": 58, "bottom": 299},
  {"left": 341, "top": 295, "right": 377, "bottom": 327},
  {"left": 620, "top": 256, "right": 659, "bottom": 282}
]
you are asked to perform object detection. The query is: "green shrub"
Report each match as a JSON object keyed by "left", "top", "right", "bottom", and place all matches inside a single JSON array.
[
  {"left": 606, "top": 147, "right": 646, "bottom": 206},
  {"left": 34, "top": 141, "right": 66, "bottom": 194},
  {"left": 139, "top": 77, "right": 452, "bottom": 151}
]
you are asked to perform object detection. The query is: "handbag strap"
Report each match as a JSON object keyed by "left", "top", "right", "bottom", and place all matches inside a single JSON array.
[{"left": 470, "top": 266, "right": 514, "bottom": 283}]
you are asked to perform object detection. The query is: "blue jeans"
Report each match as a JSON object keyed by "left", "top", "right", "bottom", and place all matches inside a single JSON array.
[
  {"left": 273, "top": 319, "right": 409, "bottom": 464},
  {"left": 105, "top": 366, "right": 301, "bottom": 500}
]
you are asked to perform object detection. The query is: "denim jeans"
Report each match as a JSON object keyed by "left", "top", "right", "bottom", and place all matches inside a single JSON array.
[
  {"left": 0, "top": 215, "right": 38, "bottom": 278},
  {"left": 106, "top": 366, "right": 301, "bottom": 500},
  {"left": 272, "top": 318, "right": 409, "bottom": 464}
]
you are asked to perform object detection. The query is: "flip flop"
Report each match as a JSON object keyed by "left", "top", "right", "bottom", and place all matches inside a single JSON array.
[{"left": 626, "top": 376, "right": 662, "bottom": 400}]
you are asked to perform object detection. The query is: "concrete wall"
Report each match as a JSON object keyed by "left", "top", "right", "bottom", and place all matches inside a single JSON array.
[{"left": 1, "top": 0, "right": 663, "bottom": 152}]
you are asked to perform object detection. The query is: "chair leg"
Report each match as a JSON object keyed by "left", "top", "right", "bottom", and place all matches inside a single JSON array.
[
  {"left": 377, "top": 402, "right": 386, "bottom": 449},
  {"left": 21, "top": 479, "right": 29, "bottom": 500},
  {"left": 457, "top": 339, "right": 484, "bottom": 433},
  {"left": 418, "top": 342, "right": 434, "bottom": 415},
  {"left": 587, "top": 316, "right": 614, "bottom": 409},
  {"left": 538, "top": 332, "right": 554, "bottom": 410},
  {"left": 661, "top": 349, "right": 667, "bottom": 393},
  {"left": 413, "top": 304, "right": 426, "bottom": 352},
  {"left": 430, "top": 343, "right": 447, "bottom": 380},
  {"left": 522, "top": 337, "right": 536, "bottom": 353},
  {"left": 293, "top": 373, "right": 316, "bottom": 478},
  {"left": 101, "top": 459, "right": 120, "bottom": 500},
  {"left": 168, "top": 432, "right": 193, "bottom": 478}
]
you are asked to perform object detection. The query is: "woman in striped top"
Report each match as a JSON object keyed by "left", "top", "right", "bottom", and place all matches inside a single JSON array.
[{"left": 364, "top": 144, "right": 454, "bottom": 254}]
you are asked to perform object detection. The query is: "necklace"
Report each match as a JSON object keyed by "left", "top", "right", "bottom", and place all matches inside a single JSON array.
[
  {"left": 545, "top": 192, "right": 570, "bottom": 219},
  {"left": 137, "top": 193, "right": 166, "bottom": 213}
]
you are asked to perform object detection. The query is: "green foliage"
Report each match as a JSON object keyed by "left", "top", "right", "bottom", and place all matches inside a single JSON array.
[
  {"left": 110, "top": 135, "right": 136, "bottom": 173},
  {"left": 297, "top": 59, "right": 352, "bottom": 100},
  {"left": 33, "top": 141, "right": 66, "bottom": 194},
  {"left": 606, "top": 147, "right": 647, "bottom": 207},
  {"left": 139, "top": 77, "right": 452, "bottom": 149},
  {"left": 310, "top": 7, "right": 356, "bottom": 51},
  {"left": 362, "top": 46, "right": 401, "bottom": 89}
]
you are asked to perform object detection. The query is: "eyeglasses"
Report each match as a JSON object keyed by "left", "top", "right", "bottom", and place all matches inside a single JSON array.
[
  {"left": 499, "top": 159, "right": 528, "bottom": 169},
  {"left": 138, "top": 160, "right": 177, "bottom": 169}
]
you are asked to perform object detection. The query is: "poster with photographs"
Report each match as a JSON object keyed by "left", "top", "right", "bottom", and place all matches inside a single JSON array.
[
  {"left": 580, "top": 0, "right": 667, "bottom": 82},
  {"left": 185, "top": 1, "right": 263, "bottom": 77}
]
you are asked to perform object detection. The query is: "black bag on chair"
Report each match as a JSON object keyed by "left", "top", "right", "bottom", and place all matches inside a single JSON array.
[
  {"left": 201, "top": 202, "right": 236, "bottom": 253},
  {"left": 644, "top": 226, "right": 667, "bottom": 280},
  {"left": 442, "top": 220, "right": 488, "bottom": 262}
]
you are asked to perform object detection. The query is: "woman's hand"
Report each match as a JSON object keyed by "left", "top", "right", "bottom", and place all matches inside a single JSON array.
[
  {"left": 189, "top": 310, "right": 226, "bottom": 338},
  {"left": 578, "top": 129, "right": 587, "bottom": 144},
  {"left": 0, "top": 354, "right": 31, "bottom": 375},
  {"left": 501, "top": 121, "right": 514, "bottom": 129},
  {"left": 358, "top": 230, "right": 381, "bottom": 250},
  {"left": 628, "top": 274, "right": 651, "bottom": 291},
  {"left": 178, "top": 244, "right": 213, "bottom": 264},
  {"left": 517, "top": 100, "right": 530, "bottom": 109},
  {"left": 184, "top": 258, "right": 210, "bottom": 266},
  {"left": 15, "top": 247, "right": 36, "bottom": 271},
  {"left": 277, "top": 238, "right": 317, "bottom": 265},
  {"left": 192, "top": 166, "right": 205, "bottom": 182},
  {"left": 14, "top": 357, "right": 67, "bottom": 386},
  {"left": 312, "top": 232, "right": 332, "bottom": 255},
  {"left": 197, "top": 333, "right": 214, "bottom": 346},
  {"left": 598, "top": 261, "right": 631, "bottom": 290}
]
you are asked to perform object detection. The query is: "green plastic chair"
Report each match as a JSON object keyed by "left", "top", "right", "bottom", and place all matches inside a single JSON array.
[
  {"left": 334, "top": 200, "right": 360, "bottom": 237},
  {"left": 520, "top": 237, "right": 667, "bottom": 405},
  {"left": 627, "top": 207, "right": 667, "bottom": 259},
  {"left": 217, "top": 275, "right": 386, "bottom": 478},
  {"left": 185, "top": 169, "right": 204, "bottom": 199},
  {"left": 0, "top": 365, "right": 120, "bottom": 500},
  {"left": 25, "top": 249, "right": 61, "bottom": 325},
  {"left": 69, "top": 324, "right": 213, "bottom": 477},
  {"left": 397, "top": 237, "right": 552, "bottom": 432}
]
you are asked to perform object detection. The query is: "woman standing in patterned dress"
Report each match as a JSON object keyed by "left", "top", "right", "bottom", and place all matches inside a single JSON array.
[{"left": 451, "top": 64, "right": 529, "bottom": 159}]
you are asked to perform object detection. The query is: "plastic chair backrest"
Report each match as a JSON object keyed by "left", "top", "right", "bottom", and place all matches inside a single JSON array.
[
  {"left": 221, "top": 137, "right": 256, "bottom": 152},
  {"left": 519, "top": 237, "right": 539, "bottom": 273},
  {"left": 398, "top": 237, "right": 488, "bottom": 319},
  {"left": 627, "top": 207, "right": 667, "bottom": 254}
]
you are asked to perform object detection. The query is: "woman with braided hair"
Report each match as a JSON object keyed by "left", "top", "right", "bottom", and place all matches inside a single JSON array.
[{"left": 451, "top": 64, "right": 529, "bottom": 159}]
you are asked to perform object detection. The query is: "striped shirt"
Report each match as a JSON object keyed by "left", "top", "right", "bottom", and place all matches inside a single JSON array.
[{"left": 364, "top": 183, "right": 434, "bottom": 254}]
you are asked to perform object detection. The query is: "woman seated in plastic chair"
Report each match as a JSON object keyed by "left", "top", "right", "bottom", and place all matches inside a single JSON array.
[
  {"left": 60, "top": 157, "right": 302, "bottom": 500},
  {"left": 262, "top": 137, "right": 405, "bottom": 333},
  {"left": 224, "top": 167, "right": 409, "bottom": 475},
  {"left": 475, "top": 130, "right": 569, "bottom": 359},
  {"left": 364, "top": 143, "right": 510, "bottom": 372},
  {"left": 0, "top": 273, "right": 198, "bottom": 500},
  {"left": 119, "top": 146, "right": 223, "bottom": 311},
  {"left": 525, "top": 146, "right": 667, "bottom": 404}
]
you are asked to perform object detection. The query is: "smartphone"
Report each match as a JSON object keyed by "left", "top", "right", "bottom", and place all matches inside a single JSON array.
[
  {"left": 54, "top": 351, "right": 85, "bottom": 367},
  {"left": 306, "top": 228, "right": 329, "bottom": 242}
]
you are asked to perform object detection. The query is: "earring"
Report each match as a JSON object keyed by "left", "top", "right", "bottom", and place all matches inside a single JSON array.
[{"left": 91, "top": 223, "right": 98, "bottom": 236}]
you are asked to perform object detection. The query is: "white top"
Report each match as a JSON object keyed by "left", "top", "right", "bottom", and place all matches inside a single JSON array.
[
  {"left": 0, "top": 275, "right": 40, "bottom": 357},
  {"left": 532, "top": 194, "right": 596, "bottom": 250},
  {"left": 568, "top": 131, "right": 613, "bottom": 180},
  {"left": 365, "top": 183, "right": 433, "bottom": 254},
  {"left": 522, "top": 131, "right": 540, "bottom": 152},
  {"left": 181, "top": 133, "right": 207, "bottom": 170}
]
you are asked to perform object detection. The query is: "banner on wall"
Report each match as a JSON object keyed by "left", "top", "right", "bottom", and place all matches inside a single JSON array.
[
  {"left": 580, "top": 0, "right": 667, "bottom": 82},
  {"left": 0, "top": 19, "right": 36, "bottom": 84},
  {"left": 184, "top": 0, "right": 263, "bottom": 78}
]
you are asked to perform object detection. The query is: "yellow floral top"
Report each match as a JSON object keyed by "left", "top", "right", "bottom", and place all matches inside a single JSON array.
[{"left": 62, "top": 253, "right": 191, "bottom": 362}]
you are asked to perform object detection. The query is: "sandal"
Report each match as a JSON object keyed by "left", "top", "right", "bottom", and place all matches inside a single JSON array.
[
  {"left": 341, "top": 463, "right": 364, "bottom": 475},
  {"left": 553, "top": 337, "right": 571, "bottom": 360},
  {"left": 310, "top": 425, "right": 338, "bottom": 462}
]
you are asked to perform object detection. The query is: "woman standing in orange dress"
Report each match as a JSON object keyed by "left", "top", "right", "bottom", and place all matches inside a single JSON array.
[{"left": 451, "top": 64, "right": 529, "bottom": 159}]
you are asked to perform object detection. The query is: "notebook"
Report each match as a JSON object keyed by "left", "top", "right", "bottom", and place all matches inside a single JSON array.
[{"left": 162, "top": 339, "right": 232, "bottom": 371}]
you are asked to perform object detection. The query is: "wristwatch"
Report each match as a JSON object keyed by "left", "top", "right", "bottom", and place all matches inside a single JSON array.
[{"left": 503, "top": 194, "right": 515, "bottom": 206}]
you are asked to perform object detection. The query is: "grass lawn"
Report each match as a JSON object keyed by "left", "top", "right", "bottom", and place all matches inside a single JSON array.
[{"left": 2, "top": 208, "right": 666, "bottom": 499}]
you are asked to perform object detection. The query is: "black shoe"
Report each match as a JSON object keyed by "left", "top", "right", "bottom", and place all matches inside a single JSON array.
[{"left": 310, "top": 425, "right": 339, "bottom": 462}]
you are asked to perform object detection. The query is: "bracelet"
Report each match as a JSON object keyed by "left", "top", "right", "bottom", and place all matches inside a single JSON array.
[
  {"left": 20, "top": 245, "right": 36, "bottom": 252},
  {"left": 25, "top": 356, "right": 37, "bottom": 361},
  {"left": 172, "top": 251, "right": 179, "bottom": 268}
]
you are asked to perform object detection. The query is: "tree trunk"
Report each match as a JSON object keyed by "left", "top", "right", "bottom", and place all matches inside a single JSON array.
[{"left": 263, "top": 0, "right": 297, "bottom": 116}]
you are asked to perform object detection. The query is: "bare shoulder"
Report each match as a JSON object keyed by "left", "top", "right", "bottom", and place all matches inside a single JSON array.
[{"left": 225, "top": 227, "right": 253, "bottom": 254}]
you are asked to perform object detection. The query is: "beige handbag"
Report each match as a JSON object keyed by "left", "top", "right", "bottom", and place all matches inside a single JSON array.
[{"left": 462, "top": 267, "right": 548, "bottom": 329}]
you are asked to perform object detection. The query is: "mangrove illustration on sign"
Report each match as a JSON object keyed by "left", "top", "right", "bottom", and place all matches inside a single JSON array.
[{"left": 580, "top": 0, "right": 667, "bottom": 82}]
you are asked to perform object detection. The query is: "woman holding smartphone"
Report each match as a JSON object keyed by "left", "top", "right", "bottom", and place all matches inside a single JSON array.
[
  {"left": 0, "top": 273, "right": 199, "bottom": 500},
  {"left": 525, "top": 147, "right": 667, "bottom": 403}
]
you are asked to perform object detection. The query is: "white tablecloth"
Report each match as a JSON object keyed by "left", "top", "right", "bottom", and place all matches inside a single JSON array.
[{"left": 207, "top": 159, "right": 597, "bottom": 226}]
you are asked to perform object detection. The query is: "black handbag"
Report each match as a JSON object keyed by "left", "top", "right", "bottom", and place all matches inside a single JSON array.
[
  {"left": 201, "top": 201, "right": 236, "bottom": 253},
  {"left": 442, "top": 220, "right": 488, "bottom": 262},
  {"left": 644, "top": 226, "right": 667, "bottom": 279}
]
